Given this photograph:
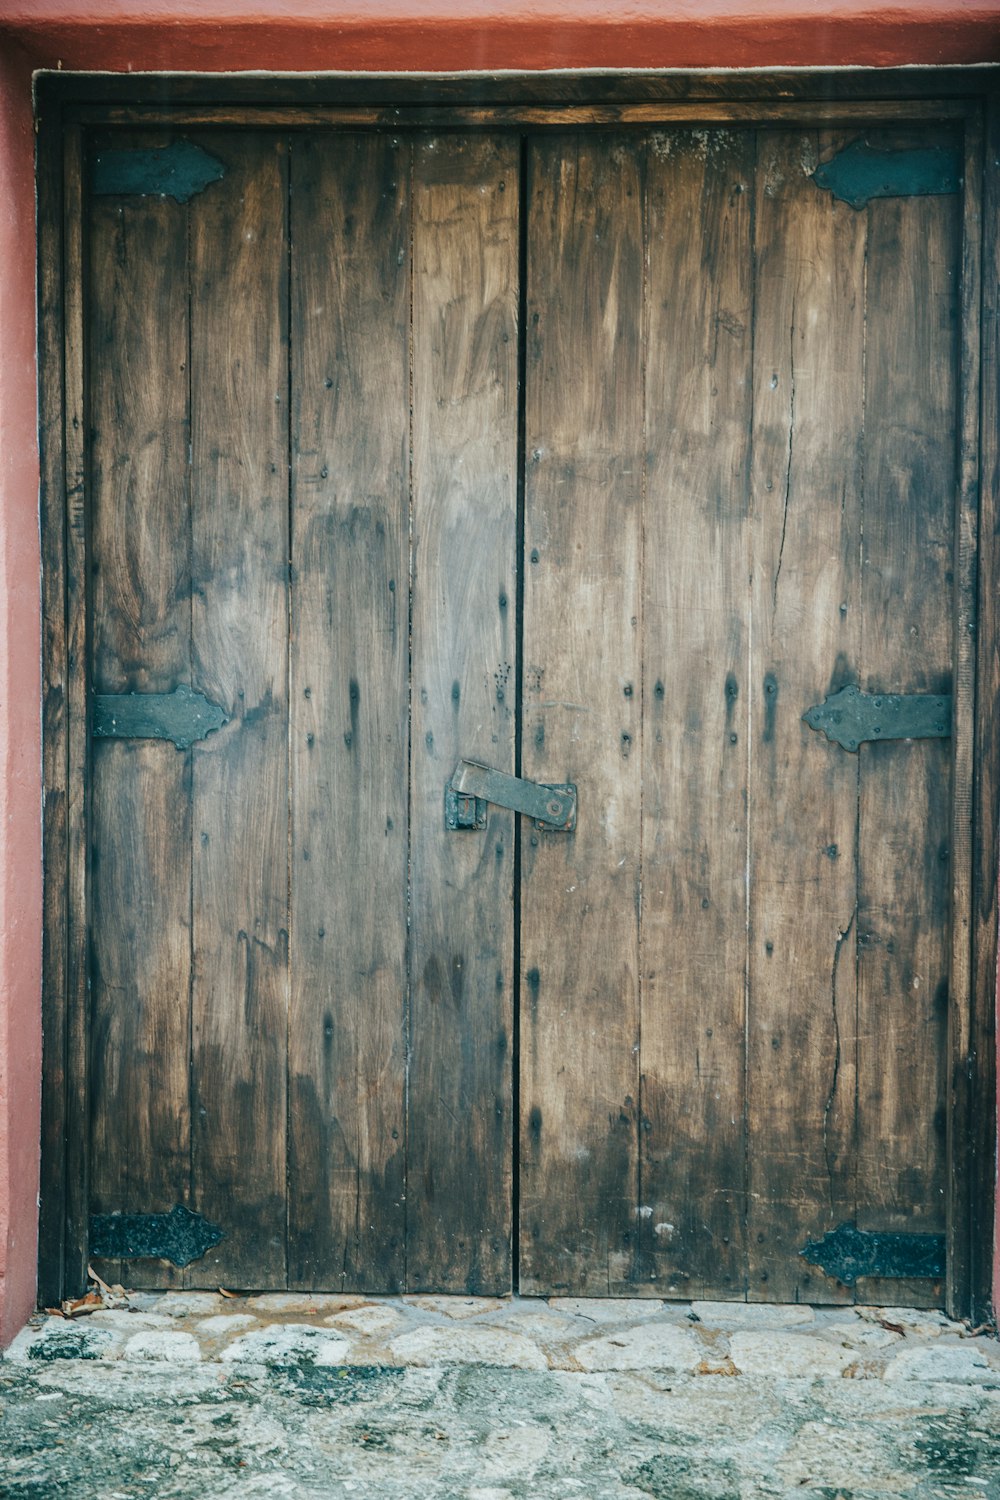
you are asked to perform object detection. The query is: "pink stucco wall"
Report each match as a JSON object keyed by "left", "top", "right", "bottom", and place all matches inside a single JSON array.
[
  {"left": 0, "top": 0, "right": 998, "bottom": 1346},
  {"left": 0, "top": 37, "right": 43, "bottom": 1348},
  {"left": 2, "top": 0, "right": 1000, "bottom": 72}
]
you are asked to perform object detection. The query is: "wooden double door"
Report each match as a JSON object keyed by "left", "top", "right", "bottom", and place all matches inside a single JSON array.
[{"left": 83, "top": 121, "right": 968, "bottom": 1302}]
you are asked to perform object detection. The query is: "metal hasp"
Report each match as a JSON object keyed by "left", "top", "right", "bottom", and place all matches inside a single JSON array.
[
  {"left": 447, "top": 759, "right": 577, "bottom": 831},
  {"left": 800, "top": 1221, "right": 945, "bottom": 1286},
  {"left": 92, "top": 140, "right": 226, "bottom": 203},
  {"left": 812, "top": 140, "right": 962, "bottom": 209},
  {"left": 93, "top": 684, "right": 229, "bottom": 750},
  {"left": 89, "top": 1205, "right": 225, "bottom": 1268},
  {"left": 803, "top": 684, "right": 951, "bottom": 752}
]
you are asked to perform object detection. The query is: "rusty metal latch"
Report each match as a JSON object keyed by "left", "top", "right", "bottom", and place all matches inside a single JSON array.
[{"left": 446, "top": 760, "right": 577, "bottom": 832}]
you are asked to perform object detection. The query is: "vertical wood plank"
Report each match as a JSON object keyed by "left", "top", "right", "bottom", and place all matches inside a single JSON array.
[
  {"left": 38, "top": 105, "right": 71, "bottom": 1305},
  {"left": 972, "top": 94, "right": 1000, "bottom": 1325},
  {"left": 520, "top": 135, "right": 644, "bottom": 1296},
  {"left": 288, "top": 134, "right": 410, "bottom": 1292},
  {"left": 747, "top": 130, "right": 866, "bottom": 1304},
  {"left": 408, "top": 134, "right": 518, "bottom": 1293},
  {"left": 64, "top": 126, "right": 91, "bottom": 1301},
  {"left": 189, "top": 135, "right": 290, "bottom": 1288},
  {"left": 640, "top": 129, "right": 753, "bottom": 1300},
  {"left": 946, "top": 114, "right": 983, "bottom": 1318},
  {"left": 39, "top": 121, "right": 88, "bottom": 1302},
  {"left": 87, "top": 140, "right": 194, "bottom": 1290},
  {"left": 856, "top": 134, "right": 961, "bottom": 1310}
]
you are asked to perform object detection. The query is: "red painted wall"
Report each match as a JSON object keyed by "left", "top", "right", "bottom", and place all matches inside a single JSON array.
[
  {"left": 2, "top": 0, "right": 1000, "bottom": 72},
  {"left": 0, "top": 1, "right": 997, "bottom": 1345},
  {"left": 0, "top": 36, "right": 43, "bottom": 1348}
]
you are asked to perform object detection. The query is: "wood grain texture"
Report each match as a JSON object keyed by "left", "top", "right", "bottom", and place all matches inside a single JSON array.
[
  {"left": 51, "top": 69, "right": 989, "bottom": 115},
  {"left": 971, "top": 94, "right": 1000, "bottom": 1324},
  {"left": 407, "top": 134, "right": 519, "bottom": 1293},
  {"left": 747, "top": 130, "right": 866, "bottom": 1304},
  {"left": 39, "top": 105, "right": 988, "bottom": 1304},
  {"left": 82, "top": 103, "right": 975, "bottom": 133},
  {"left": 946, "top": 116, "right": 983, "bottom": 1317},
  {"left": 38, "top": 107, "right": 69, "bottom": 1306},
  {"left": 62, "top": 127, "right": 92, "bottom": 1300},
  {"left": 639, "top": 129, "right": 753, "bottom": 1300},
  {"left": 288, "top": 134, "right": 410, "bottom": 1291},
  {"left": 188, "top": 135, "right": 290, "bottom": 1288},
  {"left": 87, "top": 152, "right": 193, "bottom": 1286},
  {"left": 855, "top": 135, "right": 959, "bottom": 1309},
  {"left": 519, "top": 135, "right": 644, "bottom": 1296}
]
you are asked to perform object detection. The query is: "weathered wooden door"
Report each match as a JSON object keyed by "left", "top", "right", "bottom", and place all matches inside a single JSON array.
[
  {"left": 518, "top": 128, "right": 966, "bottom": 1306},
  {"left": 81, "top": 121, "right": 970, "bottom": 1303},
  {"left": 86, "top": 131, "right": 519, "bottom": 1294}
]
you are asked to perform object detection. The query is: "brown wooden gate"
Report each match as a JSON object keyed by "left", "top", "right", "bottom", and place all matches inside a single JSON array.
[{"left": 40, "top": 89, "right": 996, "bottom": 1311}]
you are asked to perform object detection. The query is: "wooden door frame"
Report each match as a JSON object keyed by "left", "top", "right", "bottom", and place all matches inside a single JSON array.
[{"left": 35, "top": 67, "right": 1000, "bottom": 1319}]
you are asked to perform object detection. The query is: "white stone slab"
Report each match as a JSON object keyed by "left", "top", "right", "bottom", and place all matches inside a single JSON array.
[
  {"left": 246, "top": 1293, "right": 367, "bottom": 1314},
  {"left": 501, "top": 1308, "right": 575, "bottom": 1339},
  {"left": 821, "top": 1322, "right": 902, "bottom": 1352},
  {"left": 123, "top": 1330, "right": 202, "bottom": 1362},
  {"left": 855, "top": 1306, "right": 965, "bottom": 1338},
  {"left": 729, "top": 1332, "right": 854, "bottom": 1378},
  {"left": 194, "top": 1313, "right": 260, "bottom": 1335},
  {"left": 86, "top": 1309, "right": 174, "bottom": 1330},
  {"left": 2, "top": 1322, "right": 124, "bottom": 1362},
  {"left": 884, "top": 1345, "right": 998, "bottom": 1384},
  {"left": 220, "top": 1324, "right": 352, "bottom": 1365},
  {"left": 325, "top": 1304, "right": 402, "bottom": 1336},
  {"left": 1, "top": 1326, "right": 44, "bottom": 1361},
  {"left": 388, "top": 1326, "right": 547, "bottom": 1370},
  {"left": 153, "top": 1292, "right": 226, "bottom": 1319},
  {"left": 403, "top": 1296, "right": 507, "bottom": 1320},
  {"left": 573, "top": 1323, "right": 702, "bottom": 1372},
  {"left": 547, "top": 1298, "right": 664, "bottom": 1323},
  {"left": 691, "top": 1301, "right": 815, "bottom": 1329}
]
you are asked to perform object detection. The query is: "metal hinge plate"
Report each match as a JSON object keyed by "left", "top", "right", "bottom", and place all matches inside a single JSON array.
[
  {"left": 89, "top": 1204, "right": 225, "bottom": 1268},
  {"left": 803, "top": 684, "right": 951, "bottom": 751},
  {"left": 92, "top": 140, "right": 226, "bottom": 203},
  {"left": 800, "top": 1221, "right": 945, "bottom": 1285},
  {"left": 813, "top": 140, "right": 962, "bottom": 209},
  {"left": 93, "top": 684, "right": 229, "bottom": 750}
]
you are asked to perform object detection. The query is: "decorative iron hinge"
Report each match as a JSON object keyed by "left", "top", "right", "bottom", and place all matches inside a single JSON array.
[
  {"left": 89, "top": 1205, "right": 225, "bottom": 1268},
  {"left": 803, "top": 684, "right": 951, "bottom": 752},
  {"left": 812, "top": 140, "right": 962, "bottom": 209},
  {"left": 800, "top": 1221, "right": 945, "bottom": 1285},
  {"left": 93, "top": 685, "right": 229, "bottom": 750},
  {"left": 446, "top": 759, "right": 577, "bottom": 832},
  {"left": 92, "top": 140, "right": 226, "bottom": 203}
]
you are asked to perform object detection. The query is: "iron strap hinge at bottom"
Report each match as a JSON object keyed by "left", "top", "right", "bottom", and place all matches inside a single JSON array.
[
  {"left": 89, "top": 1205, "right": 225, "bottom": 1268},
  {"left": 799, "top": 1221, "right": 945, "bottom": 1285},
  {"left": 446, "top": 759, "right": 577, "bottom": 832}
]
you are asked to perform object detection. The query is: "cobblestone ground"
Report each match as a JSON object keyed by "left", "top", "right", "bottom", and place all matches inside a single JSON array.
[{"left": 2, "top": 1294, "right": 1000, "bottom": 1499}]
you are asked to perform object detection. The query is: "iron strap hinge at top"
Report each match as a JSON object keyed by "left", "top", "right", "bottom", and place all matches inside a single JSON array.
[
  {"left": 92, "top": 684, "right": 229, "bottom": 750},
  {"left": 803, "top": 683, "right": 951, "bottom": 751},
  {"left": 446, "top": 759, "right": 577, "bottom": 832}
]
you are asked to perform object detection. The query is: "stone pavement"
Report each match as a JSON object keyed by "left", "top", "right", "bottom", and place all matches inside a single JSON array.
[{"left": 2, "top": 1292, "right": 999, "bottom": 1498}]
